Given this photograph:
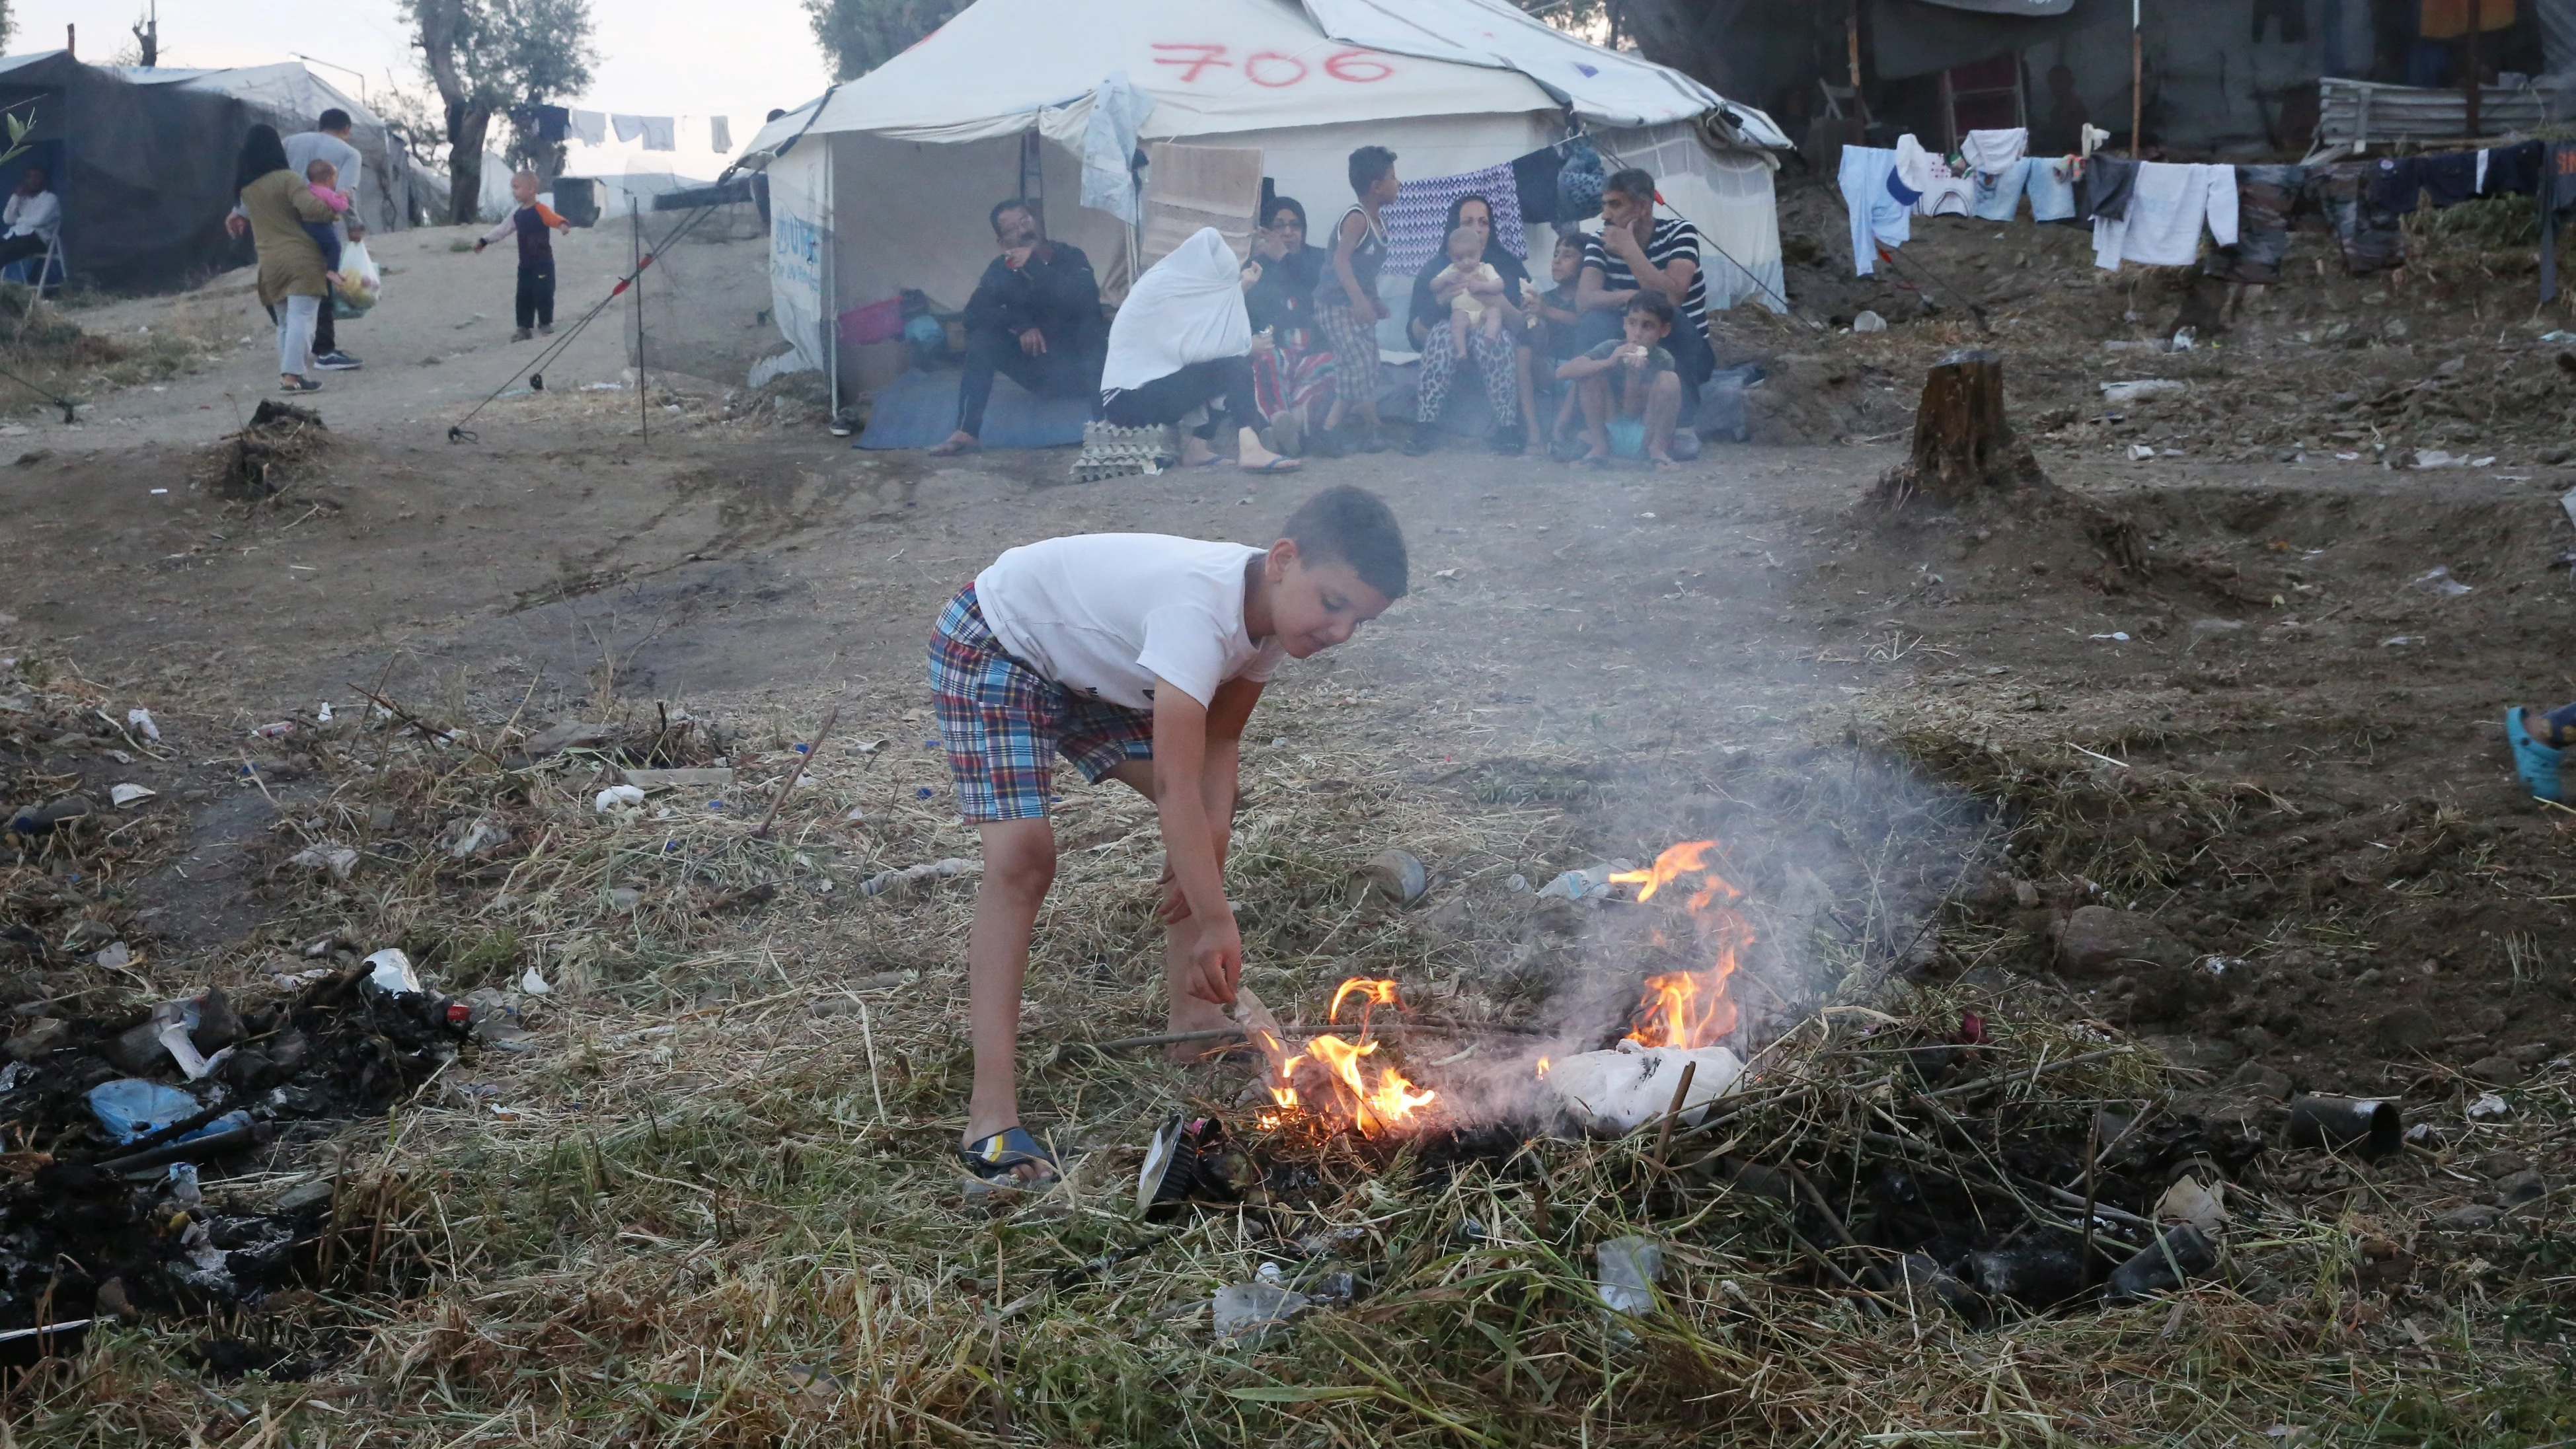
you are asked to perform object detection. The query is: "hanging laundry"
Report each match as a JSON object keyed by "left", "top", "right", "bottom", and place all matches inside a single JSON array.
[
  {"left": 1971, "top": 159, "right": 2030, "bottom": 221},
  {"left": 1839, "top": 145, "right": 1912, "bottom": 276},
  {"left": 2543, "top": 143, "right": 2576, "bottom": 301},
  {"left": 2093, "top": 162, "right": 2238, "bottom": 269},
  {"left": 2482, "top": 139, "right": 2546, "bottom": 196},
  {"left": 2027, "top": 157, "right": 2078, "bottom": 221},
  {"left": 2420, "top": 151, "right": 2478, "bottom": 208},
  {"left": 640, "top": 117, "right": 677, "bottom": 151},
  {"left": 612, "top": 114, "right": 645, "bottom": 143},
  {"left": 569, "top": 110, "right": 607, "bottom": 145},
  {"left": 1510, "top": 145, "right": 1567, "bottom": 224},
  {"left": 1961, "top": 128, "right": 2028, "bottom": 174},
  {"left": 2084, "top": 157, "right": 2138, "bottom": 222},
  {"left": 1081, "top": 72, "right": 1155, "bottom": 225},
  {"left": 529, "top": 105, "right": 570, "bottom": 143},
  {"left": 2308, "top": 165, "right": 2407, "bottom": 275},
  {"left": 1915, "top": 157, "right": 1975, "bottom": 217},
  {"left": 710, "top": 116, "right": 732, "bottom": 153},
  {"left": 2204, "top": 165, "right": 2304, "bottom": 284},
  {"left": 1887, "top": 134, "right": 1932, "bottom": 208},
  {"left": 1381, "top": 161, "right": 1527, "bottom": 276},
  {"left": 1554, "top": 139, "right": 1605, "bottom": 223}
]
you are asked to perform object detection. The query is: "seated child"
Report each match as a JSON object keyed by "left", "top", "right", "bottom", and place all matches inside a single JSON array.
[
  {"left": 303, "top": 159, "right": 349, "bottom": 284},
  {"left": 1554, "top": 291, "right": 1685, "bottom": 469},
  {"left": 1438, "top": 225, "right": 1507, "bottom": 354},
  {"left": 1519, "top": 234, "right": 1586, "bottom": 448},
  {"left": 932, "top": 486, "right": 1408, "bottom": 1189}
]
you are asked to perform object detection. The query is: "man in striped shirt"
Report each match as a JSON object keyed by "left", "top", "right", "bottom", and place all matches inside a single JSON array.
[{"left": 1573, "top": 167, "right": 1713, "bottom": 391}]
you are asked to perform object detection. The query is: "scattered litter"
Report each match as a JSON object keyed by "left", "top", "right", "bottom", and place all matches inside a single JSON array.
[
  {"left": 2409, "top": 449, "right": 2479, "bottom": 470},
  {"left": 1596, "top": 1235, "right": 1663, "bottom": 1315},
  {"left": 2129, "top": 443, "right": 2156, "bottom": 461},
  {"left": 2167, "top": 326, "right": 2196, "bottom": 352},
  {"left": 2408, "top": 566, "right": 2473, "bottom": 596},
  {"left": 288, "top": 843, "right": 359, "bottom": 881},
  {"left": 2468, "top": 1092, "right": 2512, "bottom": 1120},
  {"left": 593, "top": 784, "right": 646, "bottom": 812},
  {"left": 858, "top": 858, "right": 976, "bottom": 897},
  {"left": 447, "top": 817, "right": 509, "bottom": 858},
  {"left": 1504, "top": 873, "right": 1529, "bottom": 893},
  {"left": 363, "top": 949, "right": 422, "bottom": 995},
  {"left": 2088, "top": 632, "right": 2131, "bottom": 642},
  {"left": 1547, "top": 1040, "right": 1746, "bottom": 1133},
  {"left": 2108, "top": 1224, "right": 2218, "bottom": 1299},
  {"left": 2379, "top": 635, "right": 2427, "bottom": 648},
  {"left": 2287, "top": 1095, "right": 2402, "bottom": 1158},
  {"left": 607, "top": 886, "right": 640, "bottom": 911},
  {"left": 2100, "top": 379, "right": 2187, "bottom": 404},
  {"left": 108, "top": 783, "right": 155, "bottom": 806},
  {"left": 2198, "top": 955, "right": 2244, "bottom": 975},
  {"left": 315, "top": 702, "right": 333, "bottom": 722},
  {"left": 1536, "top": 860, "right": 1634, "bottom": 903},
  {"left": 2155, "top": 1175, "right": 2229, "bottom": 1236},
  {"left": 1850, "top": 310, "right": 1886, "bottom": 333},
  {"left": 583, "top": 381, "right": 623, "bottom": 391},
  {"left": 86, "top": 1080, "right": 201, "bottom": 1143},
  {"left": 95, "top": 942, "right": 133, "bottom": 970},
  {"left": 1351, "top": 848, "right": 1429, "bottom": 905},
  {"left": 1212, "top": 1279, "right": 1308, "bottom": 1345},
  {"left": 9, "top": 796, "right": 91, "bottom": 835},
  {"left": 251, "top": 721, "right": 297, "bottom": 738},
  {"left": 519, "top": 969, "right": 552, "bottom": 996}
]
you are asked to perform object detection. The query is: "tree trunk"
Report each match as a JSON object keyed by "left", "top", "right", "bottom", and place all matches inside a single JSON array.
[
  {"left": 1873, "top": 348, "right": 2038, "bottom": 506},
  {"left": 447, "top": 104, "right": 491, "bottom": 226}
]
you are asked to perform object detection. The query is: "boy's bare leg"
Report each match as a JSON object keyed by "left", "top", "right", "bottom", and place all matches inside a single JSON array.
[
  {"left": 1643, "top": 371, "right": 1684, "bottom": 467},
  {"left": 1574, "top": 373, "right": 1612, "bottom": 463},
  {"left": 965, "top": 817, "right": 1055, "bottom": 1169}
]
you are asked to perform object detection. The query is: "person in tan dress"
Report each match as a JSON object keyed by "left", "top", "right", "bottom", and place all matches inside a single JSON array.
[{"left": 235, "top": 125, "right": 339, "bottom": 392}]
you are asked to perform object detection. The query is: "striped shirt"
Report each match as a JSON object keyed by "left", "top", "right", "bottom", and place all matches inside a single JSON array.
[{"left": 1581, "top": 217, "right": 1706, "bottom": 337}]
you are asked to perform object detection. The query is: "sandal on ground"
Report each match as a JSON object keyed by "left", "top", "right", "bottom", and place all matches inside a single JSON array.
[
  {"left": 1239, "top": 456, "right": 1302, "bottom": 474},
  {"left": 958, "top": 1125, "right": 1059, "bottom": 1192},
  {"left": 925, "top": 437, "right": 981, "bottom": 457},
  {"left": 2507, "top": 708, "right": 2563, "bottom": 802}
]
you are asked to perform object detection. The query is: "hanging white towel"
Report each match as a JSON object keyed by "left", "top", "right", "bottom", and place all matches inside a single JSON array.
[
  {"left": 1082, "top": 71, "right": 1156, "bottom": 225},
  {"left": 2092, "top": 162, "right": 2239, "bottom": 270},
  {"left": 569, "top": 110, "right": 607, "bottom": 145},
  {"left": 612, "top": 114, "right": 644, "bottom": 143},
  {"left": 710, "top": 116, "right": 731, "bottom": 153},
  {"left": 1961, "top": 128, "right": 2029, "bottom": 174},
  {"left": 1100, "top": 227, "right": 1251, "bottom": 396},
  {"left": 640, "top": 117, "right": 676, "bottom": 151}
]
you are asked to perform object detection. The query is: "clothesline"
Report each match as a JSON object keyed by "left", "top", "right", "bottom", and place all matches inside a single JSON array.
[{"left": 1841, "top": 123, "right": 2575, "bottom": 298}]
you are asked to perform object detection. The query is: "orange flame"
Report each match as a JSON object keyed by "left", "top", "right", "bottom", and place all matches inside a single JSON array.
[
  {"left": 1614, "top": 840, "right": 1751, "bottom": 1050},
  {"left": 1305, "top": 1033, "right": 1435, "bottom": 1133},
  {"left": 1329, "top": 977, "right": 1399, "bottom": 1025},
  {"left": 1534, "top": 1056, "right": 1550, "bottom": 1078}
]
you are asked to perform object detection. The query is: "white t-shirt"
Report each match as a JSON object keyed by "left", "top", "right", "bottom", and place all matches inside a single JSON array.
[{"left": 974, "top": 534, "right": 1284, "bottom": 710}]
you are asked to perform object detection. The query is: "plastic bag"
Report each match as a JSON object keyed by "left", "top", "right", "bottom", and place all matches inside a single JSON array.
[{"left": 332, "top": 237, "right": 383, "bottom": 317}]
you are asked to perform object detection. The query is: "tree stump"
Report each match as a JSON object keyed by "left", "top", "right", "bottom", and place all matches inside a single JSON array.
[{"left": 1872, "top": 348, "right": 2039, "bottom": 507}]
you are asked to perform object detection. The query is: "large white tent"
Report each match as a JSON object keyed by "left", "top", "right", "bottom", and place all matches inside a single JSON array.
[{"left": 738, "top": 0, "right": 1788, "bottom": 396}]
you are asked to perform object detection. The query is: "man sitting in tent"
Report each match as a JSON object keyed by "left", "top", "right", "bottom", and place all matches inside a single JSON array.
[
  {"left": 1573, "top": 167, "right": 1714, "bottom": 396},
  {"left": 0, "top": 167, "right": 59, "bottom": 273},
  {"left": 930, "top": 200, "right": 1108, "bottom": 456}
]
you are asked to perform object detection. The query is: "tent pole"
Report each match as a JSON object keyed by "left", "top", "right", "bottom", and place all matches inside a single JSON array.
[
  {"left": 2129, "top": 0, "right": 2143, "bottom": 158},
  {"left": 826, "top": 138, "right": 841, "bottom": 422},
  {"left": 2464, "top": 0, "right": 2483, "bottom": 139},
  {"left": 1846, "top": 1, "right": 1868, "bottom": 126},
  {"left": 632, "top": 199, "right": 648, "bottom": 445}
]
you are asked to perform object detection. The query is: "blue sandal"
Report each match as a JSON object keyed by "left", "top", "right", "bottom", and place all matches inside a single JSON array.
[
  {"left": 958, "top": 1126, "right": 1059, "bottom": 1192},
  {"left": 2507, "top": 708, "right": 2563, "bottom": 802}
]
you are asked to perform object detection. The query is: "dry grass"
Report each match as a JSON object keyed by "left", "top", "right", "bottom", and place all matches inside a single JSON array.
[{"left": 10, "top": 651, "right": 2576, "bottom": 1447}]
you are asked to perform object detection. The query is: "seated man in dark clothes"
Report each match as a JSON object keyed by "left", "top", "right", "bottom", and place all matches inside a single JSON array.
[{"left": 930, "top": 198, "right": 1107, "bottom": 455}]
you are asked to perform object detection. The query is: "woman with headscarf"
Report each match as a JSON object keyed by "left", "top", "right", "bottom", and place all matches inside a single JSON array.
[
  {"left": 1242, "top": 196, "right": 1337, "bottom": 457},
  {"left": 235, "top": 124, "right": 339, "bottom": 392},
  {"left": 1405, "top": 192, "right": 1533, "bottom": 454},
  {"left": 1098, "top": 227, "right": 1301, "bottom": 473}
]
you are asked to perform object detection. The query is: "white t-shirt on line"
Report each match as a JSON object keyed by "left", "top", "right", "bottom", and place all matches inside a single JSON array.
[{"left": 974, "top": 534, "right": 1285, "bottom": 712}]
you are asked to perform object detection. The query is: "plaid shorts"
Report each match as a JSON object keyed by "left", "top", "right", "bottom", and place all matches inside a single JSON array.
[
  {"left": 1312, "top": 301, "right": 1381, "bottom": 392},
  {"left": 928, "top": 585, "right": 1154, "bottom": 823}
]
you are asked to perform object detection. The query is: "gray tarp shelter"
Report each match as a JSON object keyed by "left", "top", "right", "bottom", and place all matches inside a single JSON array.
[{"left": 0, "top": 51, "right": 426, "bottom": 294}]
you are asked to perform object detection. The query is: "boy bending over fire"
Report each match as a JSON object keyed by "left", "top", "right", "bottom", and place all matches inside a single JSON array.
[{"left": 928, "top": 486, "right": 1409, "bottom": 1188}]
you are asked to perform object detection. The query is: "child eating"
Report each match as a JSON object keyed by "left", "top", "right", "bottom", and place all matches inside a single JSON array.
[{"left": 1555, "top": 291, "right": 1685, "bottom": 468}]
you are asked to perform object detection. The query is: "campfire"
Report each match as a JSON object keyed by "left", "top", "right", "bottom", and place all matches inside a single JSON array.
[
  {"left": 1546, "top": 840, "right": 1755, "bottom": 1133},
  {"left": 1251, "top": 977, "right": 1439, "bottom": 1136}
]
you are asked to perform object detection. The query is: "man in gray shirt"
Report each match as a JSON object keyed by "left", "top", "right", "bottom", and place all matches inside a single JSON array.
[{"left": 229, "top": 108, "right": 368, "bottom": 371}]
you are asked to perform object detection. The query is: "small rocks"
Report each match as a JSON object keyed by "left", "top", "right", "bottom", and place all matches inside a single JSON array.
[
  {"left": 2432, "top": 1203, "right": 2502, "bottom": 1232},
  {"left": 2464, "top": 1054, "right": 2526, "bottom": 1086},
  {"left": 2228, "top": 1060, "right": 2292, "bottom": 1099},
  {"left": 3, "top": 1017, "right": 67, "bottom": 1062},
  {"left": 2371, "top": 1008, "right": 2439, "bottom": 1055},
  {"left": 2496, "top": 1170, "right": 2550, "bottom": 1207}
]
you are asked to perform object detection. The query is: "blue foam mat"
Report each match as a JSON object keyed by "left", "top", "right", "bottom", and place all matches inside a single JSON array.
[{"left": 854, "top": 368, "right": 1094, "bottom": 451}]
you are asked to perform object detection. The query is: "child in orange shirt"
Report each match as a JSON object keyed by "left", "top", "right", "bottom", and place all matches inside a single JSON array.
[{"left": 472, "top": 172, "right": 571, "bottom": 340}]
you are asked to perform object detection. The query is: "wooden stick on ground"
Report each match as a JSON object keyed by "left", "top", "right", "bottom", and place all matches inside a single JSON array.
[{"left": 754, "top": 704, "right": 840, "bottom": 838}]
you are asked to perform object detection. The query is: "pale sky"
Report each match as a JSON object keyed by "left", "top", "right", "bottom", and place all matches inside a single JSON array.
[{"left": 22, "top": 0, "right": 833, "bottom": 176}]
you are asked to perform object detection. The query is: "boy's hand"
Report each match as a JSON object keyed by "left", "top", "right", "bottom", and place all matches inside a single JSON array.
[
  {"left": 1186, "top": 912, "right": 1244, "bottom": 1004},
  {"left": 472, "top": 239, "right": 486, "bottom": 254}
]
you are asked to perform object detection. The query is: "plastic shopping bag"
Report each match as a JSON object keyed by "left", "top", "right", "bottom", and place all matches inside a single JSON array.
[{"left": 332, "top": 237, "right": 383, "bottom": 317}]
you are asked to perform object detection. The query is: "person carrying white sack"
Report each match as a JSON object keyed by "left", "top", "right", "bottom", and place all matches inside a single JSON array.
[{"left": 1098, "top": 227, "right": 1303, "bottom": 474}]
